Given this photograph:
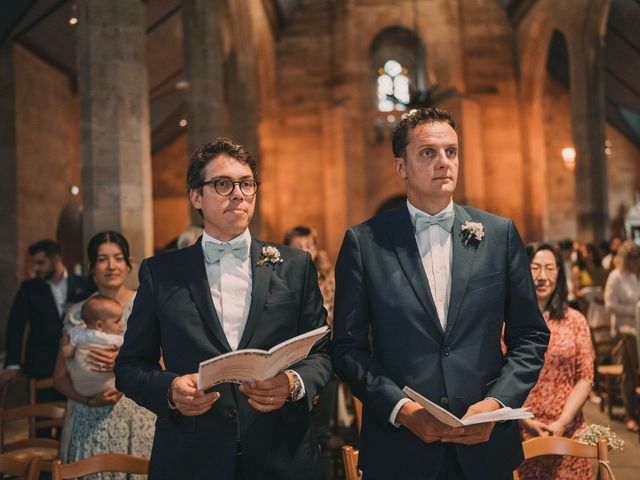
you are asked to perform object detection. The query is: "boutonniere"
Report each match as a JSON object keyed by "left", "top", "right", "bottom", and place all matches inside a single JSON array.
[
  {"left": 256, "top": 245, "right": 284, "bottom": 267},
  {"left": 460, "top": 221, "right": 484, "bottom": 247}
]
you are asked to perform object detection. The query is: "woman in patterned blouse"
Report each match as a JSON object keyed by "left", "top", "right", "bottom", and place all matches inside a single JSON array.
[{"left": 517, "top": 243, "right": 594, "bottom": 480}]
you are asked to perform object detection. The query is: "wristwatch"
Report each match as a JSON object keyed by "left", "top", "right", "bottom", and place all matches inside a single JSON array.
[{"left": 285, "top": 369, "right": 303, "bottom": 402}]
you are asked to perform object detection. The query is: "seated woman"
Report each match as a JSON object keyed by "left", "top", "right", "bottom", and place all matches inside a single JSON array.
[
  {"left": 604, "top": 239, "right": 640, "bottom": 432},
  {"left": 53, "top": 231, "right": 155, "bottom": 479},
  {"left": 518, "top": 243, "right": 594, "bottom": 480}
]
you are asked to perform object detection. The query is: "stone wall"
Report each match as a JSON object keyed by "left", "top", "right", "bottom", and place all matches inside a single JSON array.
[
  {"left": 152, "top": 133, "right": 191, "bottom": 251},
  {"left": 0, "top": 44, "right": 81, "bottom": 349}
]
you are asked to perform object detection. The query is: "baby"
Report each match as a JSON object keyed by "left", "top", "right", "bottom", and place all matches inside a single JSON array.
[{"left": 63, "top": 295, "right": 124, "bottom": 398}]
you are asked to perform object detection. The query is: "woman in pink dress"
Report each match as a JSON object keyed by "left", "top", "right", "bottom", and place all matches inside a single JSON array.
[{"left": 518, "top": 243, "right": 594, "bottom": 480}]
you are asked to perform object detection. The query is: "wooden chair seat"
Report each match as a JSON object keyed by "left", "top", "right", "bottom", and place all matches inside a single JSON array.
[
  {"left": 4, "top": 446, "right": 58, "bottom": 462},
  {"left": 0, "top": 403, "right": 66, "bottom": 472},
  {"left": 52, "top": 453, "right": 149, "bottom": 479}
]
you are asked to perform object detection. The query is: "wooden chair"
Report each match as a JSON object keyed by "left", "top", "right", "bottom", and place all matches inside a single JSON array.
[
  {"left": 594, "top": 332, "right": 624, "bottom": 418},
  {"left": 0, "top": 454, "right": 40, "bottom": 479},
  {"left": 28, "top": 377, "right": 65, "bottom": 438},
  {"left": 513, "top": 437, "right": 612, "bottom": 480},
  {"left": 353, "top": 396, "right": 362, "bottom": 434},
  {"left": 0, "top": 403, "right": 66, "bottom": 472},
  {"left": 341, "top": 445, "right": 359, "bottom": 480},
  {"left": 52, "top": 453, "right": 149, "bottom": 479}
]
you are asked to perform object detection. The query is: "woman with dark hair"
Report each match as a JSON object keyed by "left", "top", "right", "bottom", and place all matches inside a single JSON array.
[
  {"left": 517, "top": 243, "right": 594, "bottom": 480},
  {"left": 53, "top": 231, "right": 155, "bottom": 478}
]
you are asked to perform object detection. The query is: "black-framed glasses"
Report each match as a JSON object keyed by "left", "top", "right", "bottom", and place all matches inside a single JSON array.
[{"left": 200, "top": 177, "right": 259, "bottom": 196}]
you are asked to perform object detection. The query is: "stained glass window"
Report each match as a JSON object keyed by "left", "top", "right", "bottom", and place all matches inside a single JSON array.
[{"left": 377, "top": 60, "right": 410, "bottom": 112}]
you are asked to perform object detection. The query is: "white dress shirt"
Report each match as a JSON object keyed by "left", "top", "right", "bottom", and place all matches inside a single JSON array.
[
  {"left": 202, "top": 229, "right": 252, "bottom": 350},
  {"left": 49, "top": 269, "right": 69, "bottom": 318},
  {"left": 389, "top": 200, "right": 454, "bottom": 426}
]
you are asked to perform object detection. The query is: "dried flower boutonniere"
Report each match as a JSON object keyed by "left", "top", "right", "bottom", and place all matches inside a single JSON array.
[
  {"left": 460, "top": 221, "right": 484, "bottom": 247},
  {"left": 256, "top": 245, "right": 284, "bottom": 267}
]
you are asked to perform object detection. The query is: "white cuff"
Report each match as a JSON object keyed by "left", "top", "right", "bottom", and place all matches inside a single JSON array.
[
  {"left": 486, "top": 396, "right": 505, "bottom": 408},
  {"left": 4, "top": 365, "right": 20, "bottom": 370},
  {"left": 389, "top": 397, "right": 411, "bottom": 427}
]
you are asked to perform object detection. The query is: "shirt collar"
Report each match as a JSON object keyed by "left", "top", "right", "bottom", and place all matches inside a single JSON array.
[
  {"left": 406, "top": 199, "right": 454, "bottom": 221},
  {"left": 47, "top": 268, "right": 68, "bottom": 287},
  {"left": 201, "top": 228, "right": 251, "bottom": 249}
]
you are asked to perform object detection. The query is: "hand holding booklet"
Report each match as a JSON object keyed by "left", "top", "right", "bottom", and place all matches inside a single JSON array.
[
  {"left": 197, "top": 326, "right": 330, "bottom": 391},
  {"left": 402, "top": 386, "right": 533, "bottom": 428}
]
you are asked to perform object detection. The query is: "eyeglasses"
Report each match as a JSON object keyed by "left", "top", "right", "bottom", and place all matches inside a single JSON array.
[
  {"left": 200, "top": 177, "right": 259, "bottom": 196},
  {"left": 530, "top": 264, "right": 558, "bottom": 276}
]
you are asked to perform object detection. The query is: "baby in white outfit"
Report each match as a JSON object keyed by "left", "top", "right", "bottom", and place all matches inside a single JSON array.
[{"left": 63, "top": 295, "right": 124, "bottom": 398}]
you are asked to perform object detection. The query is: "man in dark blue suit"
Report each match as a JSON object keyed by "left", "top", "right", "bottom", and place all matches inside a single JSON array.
[
  {"left": 115, "top": 138, "right": 332, "bottom": 480},
  {"left": 332, "top": 108, "right": 550, "bottom": 479},
  {"left": 2, "top": 239, "right": 91, "bottom": 400}
]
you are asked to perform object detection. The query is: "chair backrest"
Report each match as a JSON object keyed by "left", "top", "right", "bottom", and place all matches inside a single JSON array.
[
  {"left": 28, "top": 377, "right": 64, "bottom": 437},
  {"left": 0, "top": 454, "right": 40, "bottom": 480},
  {"left": 52, "top": 453, "right": 149, "bottom": 479},
  {"left": 513, "top": 437, "right": 611, "bottom": 480},
  {"left": 0, "top": 403, "right": 66, "bottom": 454},
  {"left": 341, "top": 445, "right": 359, "bottom": 480},
  {"left": 353, "top": 396, "right": 362, "bottom": 434}
]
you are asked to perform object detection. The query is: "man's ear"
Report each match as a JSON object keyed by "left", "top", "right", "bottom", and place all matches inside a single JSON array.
[
  {"left": 189, "top": 189, "right": 202, "bottom": 210},
  {"left": 394, "top": 157, "right": 407, "bottom": 180}
]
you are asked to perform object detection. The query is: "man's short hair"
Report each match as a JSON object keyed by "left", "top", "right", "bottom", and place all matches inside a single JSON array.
[
  {"left": 27, "top": 239, "right": 61, "bottom": 260},
  {"left": 391, "top": 107, "right": 457, "bottom": 158},
  {"left": 81, "top": 295, "right": 122, "bottom": 327},
  {"left": 283, "top": 226, "right": 318, "bottom": 246},
  {"left": 186, "top": 137, "right": 258, "bottom": 194}
]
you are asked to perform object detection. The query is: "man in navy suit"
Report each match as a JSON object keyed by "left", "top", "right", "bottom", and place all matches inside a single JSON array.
[
  {"left": 2, "top": 239, "right": 91, "bottom": 401},
  {"left": 332, "top": 107, "right": 550, "bottom": 479},
  {"left": 115, "top": 138, "right": 331, "bottom": 480}
]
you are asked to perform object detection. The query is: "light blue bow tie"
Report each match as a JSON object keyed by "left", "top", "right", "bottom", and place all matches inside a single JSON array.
[
  {"left": 414, "top": 210, "right": 455, "bottom": 234},
  {"left": 204, "top": 241, "right": 249, "bottom": 264}
]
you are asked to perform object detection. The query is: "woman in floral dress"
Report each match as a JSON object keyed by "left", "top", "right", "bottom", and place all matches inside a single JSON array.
[
  {"left": 517, "top": 242, "right": 594, "bottom": 479},
  {"left": 53, "top": 231, "right": 155, "bottom": 479}
]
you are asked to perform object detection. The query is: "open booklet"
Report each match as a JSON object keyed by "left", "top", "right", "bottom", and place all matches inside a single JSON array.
[
  {"left": 402, "top": 386, "right": 533, "bottom": 427},
  {"left": 197, "top": 326, "right": 330, "bottom": 391}
]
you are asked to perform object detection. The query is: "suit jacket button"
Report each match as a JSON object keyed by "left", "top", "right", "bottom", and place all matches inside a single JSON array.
[
  {"left": 443, "top": 347, "right": 450, "bottom": 357},
  {"left": 312, "top": 394, "right": 320, "bottom": 406},
  {"left": 440, "top": 396, "right": 448, "bottom": 406},
  {"left": 227, "top": 408, "right": 237, "bottom": 418}
]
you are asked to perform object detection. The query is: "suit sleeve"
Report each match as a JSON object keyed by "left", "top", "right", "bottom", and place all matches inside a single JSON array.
[
  {"left": 290, "top": 253, "right": 333, "bottom": 411},
  {"left": 114, "top": 260, "right": 178, "bottom": 418},
  {"left": 4, "top": 282, "right": 29, "bottom": 368},
  {"left": 486, "top": 220, "right": 550, "bottom": 407},
  {"left": 331, "top": 228, "right": 407, "bottom": 425}
]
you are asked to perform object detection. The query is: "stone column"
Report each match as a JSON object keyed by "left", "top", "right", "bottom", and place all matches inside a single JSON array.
[
  {"left": 182, "top": 0, "right": 225, "bottom": 225},
  {"left": 570, "top": 25, "right": 609, "bottom": 242},
  {"left": 0, "top": 45, "right": 18, "bottom": 348},
  {"left": 77, "top": 0, "right": 153, "bottom": 268}
]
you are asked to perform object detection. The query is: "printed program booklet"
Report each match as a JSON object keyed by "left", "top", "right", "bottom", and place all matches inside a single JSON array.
[
  {"left": 402, "top": 386, "right": 533, "bottom": 427},
  {"left": 197, "top": 326, "right": 330, "bottom": 390}
]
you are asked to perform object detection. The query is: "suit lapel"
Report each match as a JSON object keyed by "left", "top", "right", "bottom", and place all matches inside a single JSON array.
[
  {"left": 182, "top": 241, "right": 232, "bottom": 352},
  {"left": 388, "top": 207, "right": 443, "bottom": 336},
  {"left": 445, "top": 204, "right": 475, "bottom": 338},
  {"left": 39, "top": 280, "right": 60, "bottom": 319},
  {"left": 237, "top": 239, "right": 272, "bottom": 349}
]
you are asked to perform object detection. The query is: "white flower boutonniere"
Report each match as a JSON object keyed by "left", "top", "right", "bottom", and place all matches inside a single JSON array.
[
  {"left": 460, "top": 221, "right": 484, "bottom": 247},
  {"left": 256, "top": 245, "right": 284, "bottom": 267}
]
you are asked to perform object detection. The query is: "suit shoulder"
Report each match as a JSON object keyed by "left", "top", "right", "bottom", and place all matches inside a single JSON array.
[
  {"left": 459, "top": 206, "right": 512, "bottom": 228},
  {"left": 140, "top": 246, "right": 193, "bottom": 271},
  {"left": 349, "top": 207, "right": 405, "bottom": 236}
]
